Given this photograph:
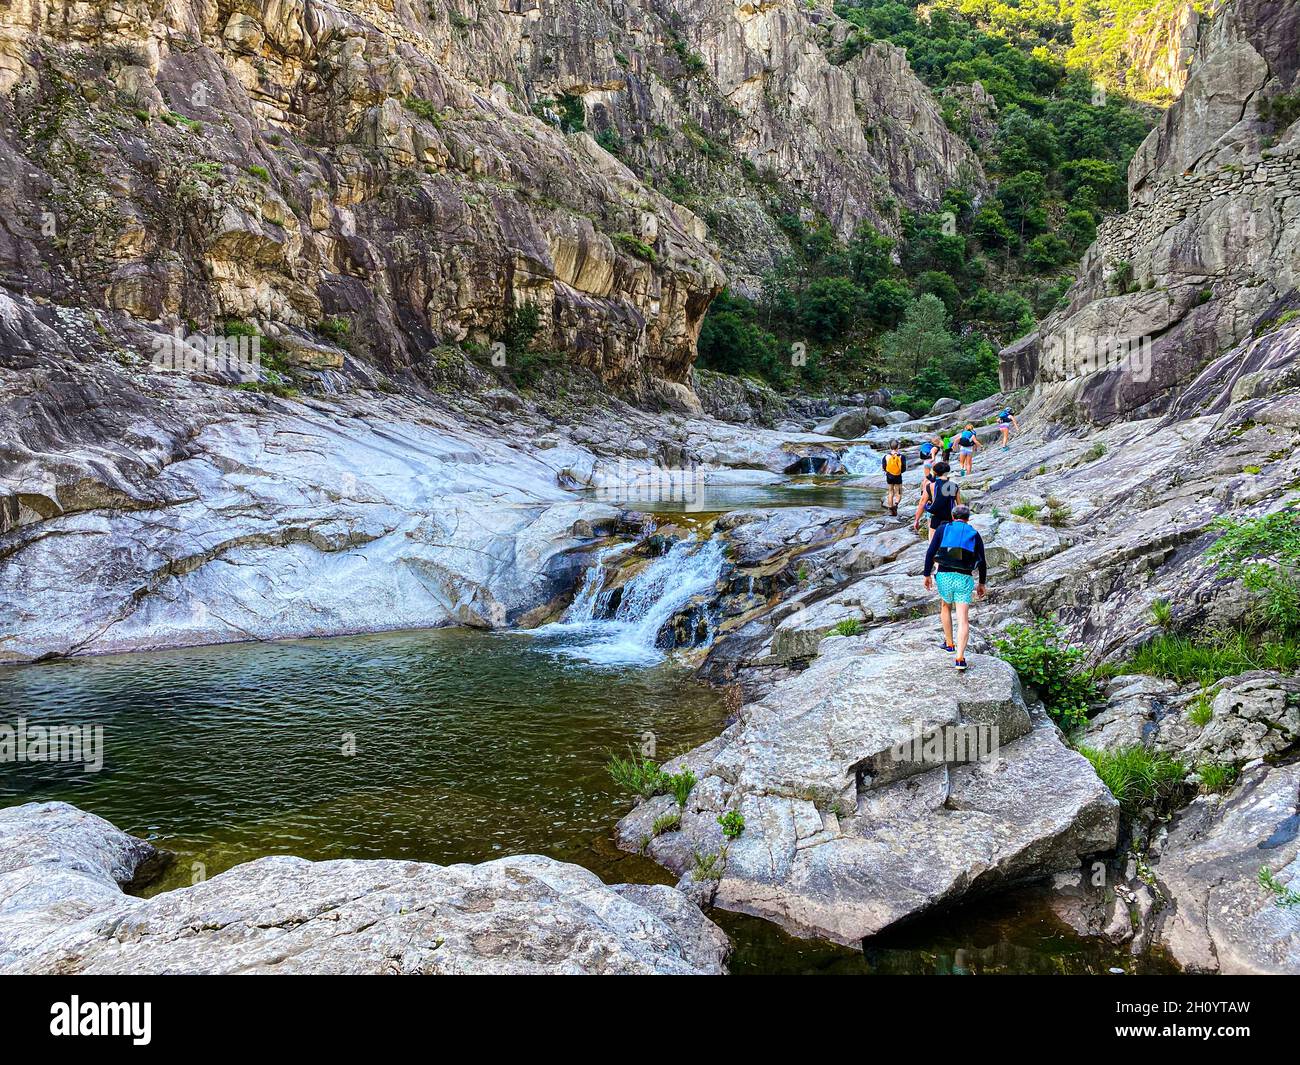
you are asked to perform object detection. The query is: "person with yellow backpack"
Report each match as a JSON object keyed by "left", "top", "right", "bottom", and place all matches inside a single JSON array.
[{"left": 881, "top": 439, "right": 906, "bottom": 517}]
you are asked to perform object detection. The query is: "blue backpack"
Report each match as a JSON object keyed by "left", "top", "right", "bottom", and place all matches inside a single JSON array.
[
  {"left": 938, "top": 521, "right": 978, "bottom": 569},
  {"left": 940, "top": 522, "right": 977, "bottom": 552},
  {"left": 919, "top": 441, "right": 933, "bottom": 457},
  {"left": 960, "top": 430, "right": 974, "bottom": 445},
  {"left": 998, "top": 409, "right": 1011, "bottom": 423}
]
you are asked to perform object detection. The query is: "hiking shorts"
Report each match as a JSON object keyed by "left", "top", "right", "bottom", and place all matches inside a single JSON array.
[
  {"left": 935, "top": 571, "right": 976, "bottom": 604},
  {"left": 885, "top": 473, "right": 903, "bottom": 486},
  {"left": 959, "top": 445, "right": 973, "bottom": 456}
]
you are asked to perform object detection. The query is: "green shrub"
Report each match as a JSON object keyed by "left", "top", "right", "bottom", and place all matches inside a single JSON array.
[
  {"left": 1010, "top": 501, "right": 1040, "bottom": 521},
  {"left": 1078, "top": 745, "right": 1187, "bottom": 817},
  {"left": 1084, "top": 442, "right": 1107, "bottom": 462},
  {"left": 717, "top": 809, "right": 745, "bottom": 840},
  {"left": 1206, "top": 509, "right": 1300, "bottom": 637},
  {"left": 994, "top": 618, "right": 1099, "bottom": 730},
  {"left": 613, "top": 232, "right": 656, "bottom": 262},
  {"left": 403, "top": 97, "right": 441, "bottom": 123},
  {"left": 247, "top": 164, "right": 270, "bottom": 182},
  {"left": 829, "top": 618, "right": 862, "bottom": 637},
  {"left": 317, "top": 315, "right": 351, "bottom": 346}
]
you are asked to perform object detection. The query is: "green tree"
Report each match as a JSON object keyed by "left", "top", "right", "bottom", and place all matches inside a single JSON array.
[{"left": 879, "top": 293, "right": 955, "bottom": 383}]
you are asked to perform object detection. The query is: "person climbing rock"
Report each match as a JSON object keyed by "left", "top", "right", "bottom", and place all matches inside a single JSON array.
[
  {"left": 997, "top": 408, "right": 1019, "bottom": 451},
  {"left": 882, "top": 440, "right": 906, "bottom": 517},
  {"left": 957, "top": 423, "right": 981, "bottom": 477},
  {"left": 923, "top": 504, "right": 986, "bottom": 671},
  {"left": 913, "top": 461, "right": 959, "bottom": 540},
  {"left": 918, "top": 435, "right": 942, "bottom": 483},
  {"left": 941, "top": 431, "right": 954, "bottom": 462}
]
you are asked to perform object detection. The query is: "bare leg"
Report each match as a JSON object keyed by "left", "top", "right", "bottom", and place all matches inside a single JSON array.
[
  {"left": 940, "top": 601, "right": 954, "bottom": 648},
  {"left": 955, "top": 602, "right": 970, "bottom": 660}
]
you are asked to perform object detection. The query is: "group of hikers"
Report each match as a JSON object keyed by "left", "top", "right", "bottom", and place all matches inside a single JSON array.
[{"left": 877, "top": 409, "right": 1019, "bottom": 673}]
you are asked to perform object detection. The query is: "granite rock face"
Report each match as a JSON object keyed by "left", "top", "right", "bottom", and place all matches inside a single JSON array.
[
  {"left": 1152, "top": 762, "right": 1300, "bottom": 974},
  {"left": 0, "top": 0, "right": 979, "bottom": 386},
  {"left": 0, "top": 802, "right": 729, "bottom": 975},
  {"left": 1001, "top": 0, "right": 1300, "bottom": 423}
]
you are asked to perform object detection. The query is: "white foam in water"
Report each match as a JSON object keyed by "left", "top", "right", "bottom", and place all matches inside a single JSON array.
[
  {"left": 841, "top": 445, "right": 881, "bottom": 476},
  {"left": 528, "top": 536, "right": 727, "bottom": 667}
]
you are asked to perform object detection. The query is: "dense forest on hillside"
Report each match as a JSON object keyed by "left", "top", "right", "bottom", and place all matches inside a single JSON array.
[{"left": 697, "top": 0, "right": 1165, "bottom": 411}]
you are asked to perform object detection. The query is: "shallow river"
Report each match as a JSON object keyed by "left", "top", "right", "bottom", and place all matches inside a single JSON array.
[{"left": 1, "top": 626, "right": 1171, "bottom": 974}]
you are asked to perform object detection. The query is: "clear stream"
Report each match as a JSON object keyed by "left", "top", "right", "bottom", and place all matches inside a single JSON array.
[{"left": 0, "top": 475, "right": 1174, "bottom": 975}]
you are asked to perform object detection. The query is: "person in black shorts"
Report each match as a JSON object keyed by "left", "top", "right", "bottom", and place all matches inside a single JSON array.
[
  {"left": 881, "top": 439, "right": 906, "bottom": 517},
  {"left": 913, "top": 461, "right": 960, "bottom": 540}
]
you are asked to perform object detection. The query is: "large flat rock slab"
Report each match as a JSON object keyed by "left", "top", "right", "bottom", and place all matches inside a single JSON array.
[
  {"left": 0, "top": 803, "right": 728, "bottom": 975},
  {"left": 617, "top": 626, "right": 1118, "bottom": 945}
]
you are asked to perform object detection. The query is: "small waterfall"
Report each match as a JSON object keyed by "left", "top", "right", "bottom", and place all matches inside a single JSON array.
[
  {"left": 529, "top": 536, "right": 726, "bottom": 667},
  {"left": 841, "top": 446, "right": 880, "bottom": 476},
  {"left": 565, "top": 541, "right": 632, "bottom": 623}
]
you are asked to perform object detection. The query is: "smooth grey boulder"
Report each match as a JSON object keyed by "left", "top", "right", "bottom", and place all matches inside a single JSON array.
[
  {"left": 1153, "top": 762, "right": 1300, "bottom": 974},
  {"left": 813, "top": 408, "right": 887, "bottom": 439},
  {"left": 930, "top": 397, "right": 962, "bottom": 415},
  {"left": 618, "top": 623, "right": 1118, "bottom": 945},
  {"left": 0, "top": 802, "right": 728, "bottom": 975}
]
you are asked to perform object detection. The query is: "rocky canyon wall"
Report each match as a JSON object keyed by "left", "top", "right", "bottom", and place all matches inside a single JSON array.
[
  {"left": 1000, "top": 0, "right": 1300, "bottom": 424},
  {"left": 0, "top": 0, "right": 978, "bottom": 388}
]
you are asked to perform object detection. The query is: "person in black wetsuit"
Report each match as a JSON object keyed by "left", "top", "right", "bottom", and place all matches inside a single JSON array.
[{"left": 912, "top": 461, "right": 960, "bottom": 541}]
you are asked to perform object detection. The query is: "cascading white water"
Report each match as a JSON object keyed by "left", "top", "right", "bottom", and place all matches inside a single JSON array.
[
  {"left": 528, "top": 536, "right": 726, "bottom": 667},
  {"left": 841, "top": 445, "right": 880, "bottom": 476},
  {"left": 563, "top": 541, "right": 633, "bottom": 622}
]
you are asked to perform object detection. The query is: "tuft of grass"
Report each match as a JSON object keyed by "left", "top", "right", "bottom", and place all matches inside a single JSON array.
[
  {"left": 1186, "top": 687, "right": 1215, "bottom": 727},
  {"left": 691, "top": 850, "right": 723, "bottom": 881},
  {"left": 665, "top": 768, "right": 696, "bottom": 807},
  {"left": 606, "top": 750, "right": 666, "bottom": 800},
  {"left": 1005, "top": 555, "right": 1027, "bottom": 577},
  {"left": 247, "top": 164, "right": 271, "bottom": 182},
  {"left": 829, "top": 618, "right": 862, "bottom": 637},
  {"left": 1259, "top": 866, "right": 1300, "bottom": 909},
  {"left": 1120, "top": 631, "right": 1300, "bottom": 685},
  {"left": 1149, "top": 599, "right": 1173, "bottom": 629},
  {"left": 1197, "top": 763, "right": 1238, "bottom": 793},
  {"left": 1043, "top": 496, "right": 1073, "bottom": 527},
  {"left": 1078, "top": 744, "right": 1188, "bottom": 818},
  {"left": 652, "top": 809, "right": 681, "bottom": 835},
  {"left": 1010, "top": 501, "right": 1040, "bottom": 521},
  {"left": 1083, "top": 441, "right": 1107, "bottom": 463}
]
